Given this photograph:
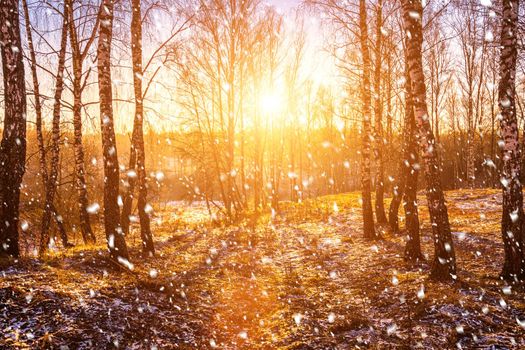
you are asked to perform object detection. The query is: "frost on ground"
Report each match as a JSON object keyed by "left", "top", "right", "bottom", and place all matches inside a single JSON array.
[{"left": 1, "top": 189, "right": 525, "bottom": 349}]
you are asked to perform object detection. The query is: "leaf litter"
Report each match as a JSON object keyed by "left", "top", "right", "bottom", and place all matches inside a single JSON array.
[{"left": 1, "top": 189, "right": 525, "bottom": 349}]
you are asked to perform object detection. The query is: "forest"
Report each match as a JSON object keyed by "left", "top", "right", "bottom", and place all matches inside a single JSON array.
[{"left": 1, "top": 0, "right": 525, "bottom": 348}]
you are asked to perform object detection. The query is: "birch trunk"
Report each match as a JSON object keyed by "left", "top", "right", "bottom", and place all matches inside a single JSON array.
[
  {"left": 22, "top": 0, "right": 69, "bottom": 247},
  {"left": 373, "top": 0, "right": 387, "bottom": 224},
  {"left": 401, "top": 0, "right": 456, "bottom": 280},
  {"left": 0, "top": 0, "right": 27, "bottom": 258},
  {"left": 466, "top": 122, "right": 475, "bottom": 188},
  {"left": 385, "top": 40, "right": 393, "bottom": 147},
  {"left": 40, "top": 1, "right": 71, "bottom": 252},
  {"left": 129, "top": 0, "right": 154, "bottom": 255},
  {"left": 388, "top": 154, "right": 407, "bottom": 234},
  {"left": 497, "top": 0, "right": 524, "bottom": 280},
  {"left": 98, "top": 0, "right": 129, "bottom": 261},
  {"left": 359, "top": 0, "right": 377, "bottom": 240},
  {"left": 121, "top": 149, "right": 136, "bottom": 236},
  {"left": 389, "top": 64, "right": 412, "bottom": 234},
  {"left": 68, "top": 5, "right": 96, "bottom": 244},
  {"left": 403, "top": 70, "right": 423, "bottom": 262}
]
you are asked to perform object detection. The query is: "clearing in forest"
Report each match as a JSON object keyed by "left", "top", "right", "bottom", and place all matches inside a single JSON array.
[{"left": 1, "top": 189, "right": 525, "bottom": 349}]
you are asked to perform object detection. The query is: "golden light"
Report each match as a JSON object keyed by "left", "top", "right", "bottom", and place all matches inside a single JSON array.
[{"left": 260, "top": 92, "right": 285, "bottom": 115}]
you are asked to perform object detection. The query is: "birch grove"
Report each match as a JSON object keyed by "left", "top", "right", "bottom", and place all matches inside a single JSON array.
[{"left": 0, "top": 0, "right": 524, "bottom": 281}]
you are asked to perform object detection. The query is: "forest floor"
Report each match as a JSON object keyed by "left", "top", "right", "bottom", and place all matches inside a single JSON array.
[{"left": 1, "top": 189, "right": 525, "bottom": 349}]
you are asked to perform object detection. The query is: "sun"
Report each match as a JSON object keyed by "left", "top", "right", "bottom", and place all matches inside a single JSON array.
[{"left": 260, "top": 92, "right": 285, "bottom": 115}]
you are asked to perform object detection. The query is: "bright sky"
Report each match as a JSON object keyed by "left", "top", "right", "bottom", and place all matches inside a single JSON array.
[
  {"left": 271, "top": 0, "right": 338, "bottom": 89},
  {"left": 267, "top": 0, "right": 301, "bottom": 11}
]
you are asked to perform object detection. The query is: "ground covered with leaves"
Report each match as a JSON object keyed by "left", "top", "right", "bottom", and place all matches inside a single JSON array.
[{"left": 1, "top": 189, "right": 525, "bottom": 349}]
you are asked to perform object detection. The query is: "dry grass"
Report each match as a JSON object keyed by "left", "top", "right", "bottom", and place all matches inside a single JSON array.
[{"left": 1, "top": 188, "right": 525, "bottom": 349}]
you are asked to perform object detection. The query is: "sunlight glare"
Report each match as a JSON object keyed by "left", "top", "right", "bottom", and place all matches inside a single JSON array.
[{"left": 260, "top": 93, "right": 284, "bottom": 115}]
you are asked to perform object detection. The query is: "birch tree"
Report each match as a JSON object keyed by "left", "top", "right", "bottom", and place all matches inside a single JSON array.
[
  {"left": 0, "top": 0, "right": 27, "bottom": 258},
  {"left": 98, "top": 0, "right": 129, "bottom": 261},
  {"left": 124, "top": 0, "right": 154, "bottom": 255},
  {"left": 401, "top": 0, "right": 456, "bottom": 280},
  {"left": 403, "top": 65, "right": 422, "bottom": 262},
  {"left": 359, "top": 0, "right": 377, "bottom": 240},
  {"left": 373, "top": 0, "right": 387, "bottom": 224},
  {"left": 22, "top": 0, "right": 69, "bottom": 248},
  {"left": 68, "top": 0, "right": 100, "bottom": 244},
  {"left": 497, "top": 0, "right": 524, "bottom": 280},
  {"left": 40, "top": 0, "right": 72, "bottom": 252}
]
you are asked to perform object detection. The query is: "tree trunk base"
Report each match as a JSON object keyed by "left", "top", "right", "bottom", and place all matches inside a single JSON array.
[
  {"left": 429, "top": 262, "right": 457, "bottom": 282},
  {"left": 404, "top": 250, "right": 425, "bottom": 264}
]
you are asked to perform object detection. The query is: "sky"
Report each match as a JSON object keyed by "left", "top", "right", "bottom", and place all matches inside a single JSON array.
[
  {"left": 268, "top": 0, "right": 302, "bottom": 11},
  {"left": 14, "top": 0, "right": 333, "bottom": 134}
]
